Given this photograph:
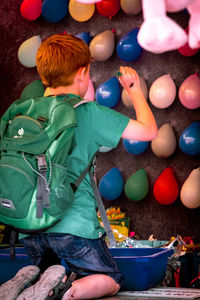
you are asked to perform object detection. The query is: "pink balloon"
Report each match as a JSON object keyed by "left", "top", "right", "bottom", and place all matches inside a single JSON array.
[
  {"left": 179, "top": 74, "right": 200, "bottom": 109},
  {"left": 20, "top": 0, "right": 42, "bottom": 21},
  {"left": 84, "top": 78, "right": 95, "bottom": 101}
]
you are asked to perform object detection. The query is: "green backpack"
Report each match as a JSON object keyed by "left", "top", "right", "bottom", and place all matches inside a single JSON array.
[{"left": 0, "top": 94, "right": 89, "bottom": 234}]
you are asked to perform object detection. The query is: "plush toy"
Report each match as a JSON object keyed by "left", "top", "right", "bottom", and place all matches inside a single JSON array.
[{"left": 137, "top": 0, "right": 200, "bottom": 53}]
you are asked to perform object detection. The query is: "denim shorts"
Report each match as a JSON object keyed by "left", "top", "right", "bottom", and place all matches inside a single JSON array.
[{"left": 20, "top": 233, "right": 124, "bottom": 287}]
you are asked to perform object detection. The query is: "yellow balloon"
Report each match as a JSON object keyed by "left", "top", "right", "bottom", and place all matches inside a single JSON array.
[
  {"left": 180, "top": 168, "right": 200, "bottom": 209},
  {"left": 44, "top": 87, "right": 51, "bottom": 97},
  {"left": 120, "top": 0, "right": 142, "bottom": 15},
  {"left": 69, "top": 0, "right": 95, "bottom": 22}
]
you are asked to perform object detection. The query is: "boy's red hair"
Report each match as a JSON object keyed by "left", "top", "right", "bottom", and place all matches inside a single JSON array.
[{"left": 36, "top": 34, "right": 92, "bottom": 88}]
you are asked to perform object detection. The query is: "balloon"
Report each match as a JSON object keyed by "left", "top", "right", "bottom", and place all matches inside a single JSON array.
[
  {"left": 117, "top": 28, "right": 142, "bottom": 62},
  {"left": 120, "top": 0, "right": 142, "bottom": 15},
  {"left": 44, "top": 87, "right": 51, "bottom": 97},
  {"left": 122, "top": 76, "right": 148, "bottom": 108},
  {"left": 179, "top": 74, "right": 200, "bottom": 109},
  {"left": 99, "top": 167, "right": 124, "bottom": 200},
  {"left": 153, "top": 167, "right": 179, "bottom": 205},
  {"left": 76, "top": 32, "right": 93, "bottom": 45},
  {"left": 149, "top": 74, "right": 176, "bottom": 109},
  {"left": 84, "top": 78, "right": 95, "bottom": 101},
  {"left": 69, "top": 0, "right": 95, "bottom": 22},
  {"left": 18, "top": 35, "right": 42, "bottom": 68},
  {"left": 20, "top": 0, "right": 42, "bottom": 21},
  {"left": 96, "top": 0, "right": 120, "bottom": 18},
  {"left": 42, "top": 0, "right": 68, "bottom": 23},
  {"left": 76, "top": 0, "right": 102, "bottom": 2},
  {"left": 99, "top": 146, "right": 113, "bottom": 152},
  {"left": 20, "top": 80, "right": 44, "bottom": 100},
  {"left": 180, "top": 168, "right": 200, "bottom": 209},
  {"left": 123, "top": 139, "right": 149, "bottom": 155},
  {"left": 179, "top": 121, "right": 200, "bottom": 155},
  {"left": 178, "top": 27, "right": 199, "bottom": 57},
  {"left": 124, "top": 169, "right": 149, "bottom": 201},
  {"left": 89, "top": 30, "right": 115, "bottom": 61},
  {"left": 95, "top": 77, "right": 120, "bottom": 108},
  {"left": 151, "top": 123, "right": 177, "bottom": 158}
]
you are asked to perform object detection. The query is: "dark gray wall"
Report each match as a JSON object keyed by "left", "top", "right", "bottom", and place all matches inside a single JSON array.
[{"left": 0, "top": 1, "right": 199, "bottom": 240}]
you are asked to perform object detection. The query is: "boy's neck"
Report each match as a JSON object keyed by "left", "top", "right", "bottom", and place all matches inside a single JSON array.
[{"left": 45, "top": 85, "right": 79, "bottom": 97}]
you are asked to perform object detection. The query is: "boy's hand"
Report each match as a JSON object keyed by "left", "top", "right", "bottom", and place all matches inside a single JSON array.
[{"left": 118, "top": 66, "right": 141, "bottom": 94}]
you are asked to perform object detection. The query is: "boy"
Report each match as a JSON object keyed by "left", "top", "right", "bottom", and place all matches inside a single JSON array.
[{"left": 5, "top": 34, "right": 157, "bottom": 300}]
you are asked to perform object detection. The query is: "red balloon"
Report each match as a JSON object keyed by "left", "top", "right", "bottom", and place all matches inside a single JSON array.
[
  {"left": 96, "top": 0, "right": 120, "bottom": 18},
  {"left": 153, "top": 167, "right": 179, "bottom": 205},
  {"left": 20, "top": 0, "right": 42, "bottom": 21},
  {"left": 178, "top": 27, "right": 199, "bottom": 57}
]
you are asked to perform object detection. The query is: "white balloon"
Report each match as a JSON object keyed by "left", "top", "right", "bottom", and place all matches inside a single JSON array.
[
  {"left": 149, "top": 74, "right": 176, "bottom": 109},
  {"left": 99, "top": 146, "right": 113, "bottom": 153},
  {"left": 18, "top": 35, "right": 42, "bottom": 68}
]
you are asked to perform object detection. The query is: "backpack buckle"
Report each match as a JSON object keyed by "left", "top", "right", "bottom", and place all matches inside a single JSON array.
[{"left": 36, "top": 154, "right": 47, "bottom": 172}]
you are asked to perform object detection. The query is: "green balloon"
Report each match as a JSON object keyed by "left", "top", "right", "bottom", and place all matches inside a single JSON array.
[
  {"left": 20, "top": 80, "right": 44, "bottom": 100},
  {"left": 124, "top": 168, "right": 149, "bottom": 201}
]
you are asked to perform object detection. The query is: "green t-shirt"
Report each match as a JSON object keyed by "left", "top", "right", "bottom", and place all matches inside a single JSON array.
[
  {"left": 47, "top": 99, "right": 129, "bottom": 239},
  {"left": 20, "top": 97, "right": 129, "bottom": 240}
]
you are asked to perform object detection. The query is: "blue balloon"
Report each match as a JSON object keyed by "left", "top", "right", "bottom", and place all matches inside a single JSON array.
[
  {"left": 123, "top": 139, "right": 150, "bottom": 155},
  {"left": 95, "top": 77, "right": 120, "bottom": 108},
  {"left": 76, "top": 32, "right": 93, "bottom": 46},
  {"left": 42, "top": 0, "right": 68, "bottom": 23},
  {"left": 117, "top": 28, "right": 142, "bottom": 62},
  {"left": 99, "top": 168, "right": 124, "bottom": 201},
  {"left": 179, "top": 121, "right": 200, "bottom": 155}
]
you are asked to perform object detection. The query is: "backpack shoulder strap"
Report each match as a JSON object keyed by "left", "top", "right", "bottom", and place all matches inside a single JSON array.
[{"left": 73, "top": 155, "right": 117, "bottom": 248}]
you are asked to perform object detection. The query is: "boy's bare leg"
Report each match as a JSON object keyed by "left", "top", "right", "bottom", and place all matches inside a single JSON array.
[{"left": 62, "top": 274, "right": 120, "bottom": 300}]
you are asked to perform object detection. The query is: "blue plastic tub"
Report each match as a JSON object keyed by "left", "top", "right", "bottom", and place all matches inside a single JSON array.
[
  {"left": 0, "top": 247, "right": 33, "bottom": 284},
  {"left": 110, "top": 247, "right": 174, "bottom": 291},
  {"left": 0, "top": 246, "right": 173, "bottom": 290}
]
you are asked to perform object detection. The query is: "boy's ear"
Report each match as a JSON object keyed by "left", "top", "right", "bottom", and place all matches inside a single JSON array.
[{"left": 77, "top": 65, "right": 90, "bottom": 80}]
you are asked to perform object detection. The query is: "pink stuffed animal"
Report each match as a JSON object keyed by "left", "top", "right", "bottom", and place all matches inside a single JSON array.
[{"left": 138, "top": 0, "right": 200, "bottom": 53}]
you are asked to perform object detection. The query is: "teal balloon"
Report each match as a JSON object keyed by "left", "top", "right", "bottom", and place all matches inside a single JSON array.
[
  {"left": 179, "top": 121, "right": 200, "bottom": 155},
  {"left": 124, "top": 169, "right": 149, "bottom": 201},
  {"left": 99, "top": 167, "right": 124, "bottom": 200},
  {"left": 20, "top": 80, "right": 44, "bottom": 100},
  {"left": 116, "top": 28, "right": 142, "bottom": 62},
  {"left": 96, "top": 77, "right": 120, "bottom": 108}
]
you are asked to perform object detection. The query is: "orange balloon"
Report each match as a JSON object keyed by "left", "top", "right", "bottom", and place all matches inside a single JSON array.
[
  {"left": 153, "top": 167, "right": 179, "bottom": 205},
  {"left": 69, "top": 0, "right": 95, "bottom": 22}
]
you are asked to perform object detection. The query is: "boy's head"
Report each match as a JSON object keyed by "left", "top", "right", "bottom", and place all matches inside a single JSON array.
[{"left": 36, "top": 33, "right": 92, "bottom": 88}]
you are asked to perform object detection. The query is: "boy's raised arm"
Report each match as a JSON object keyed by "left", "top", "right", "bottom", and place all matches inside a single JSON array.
[{"left": 119, "top": 66, "right": 157, "bottom": 141}]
